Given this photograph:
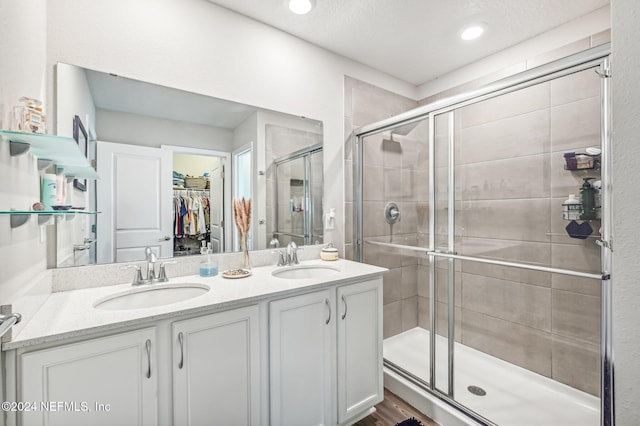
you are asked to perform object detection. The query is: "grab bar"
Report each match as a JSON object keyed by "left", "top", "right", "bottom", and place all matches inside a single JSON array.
[{"left": 0, "top": 313, "right": 22, "bottom": 339}]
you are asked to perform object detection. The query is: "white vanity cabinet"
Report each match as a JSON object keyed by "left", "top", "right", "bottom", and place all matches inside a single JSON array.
[
  {"left": 336, "top": 279, "right": 383, "bottom": 424},
  {"left": 269, "top": 288, "right": 335, "bottom": 426},
  {"left": 172, "top": 305, "right": 261, "bottom": 426},
  {"left": 19, "top": 327, "right": 158, "bottom": 426},
  {"left": 269, "top": 278, "right": 383, "bottom": 426}
]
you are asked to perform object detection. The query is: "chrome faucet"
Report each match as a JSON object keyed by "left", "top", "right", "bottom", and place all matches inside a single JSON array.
[
  {"left": 145, "top": 247, "right": 158, "bottom": 282},
  {"left": 286, "top": 241, "right": 299, "bottom": 265}
]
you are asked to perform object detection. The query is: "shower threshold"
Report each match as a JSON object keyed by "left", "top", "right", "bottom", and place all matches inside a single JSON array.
[{"left": 384, "top": 327, "right": 599, "bottom": 426}]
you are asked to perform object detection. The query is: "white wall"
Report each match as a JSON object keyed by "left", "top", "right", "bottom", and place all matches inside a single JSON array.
[
  {"left": 611, "top": 1, "right": 640, "bottom": 424},
  {"left": 45, "top": 0, "right": 417, "bottom": 254},
  {"left": 0, "top": 0, "right": 48, "bottom": 304},
  {"left": 96, "top": 109, "right": 233, "bottom": 152},
  {"left": 417, "top": 6, "right": 611, "bottom": 99}
]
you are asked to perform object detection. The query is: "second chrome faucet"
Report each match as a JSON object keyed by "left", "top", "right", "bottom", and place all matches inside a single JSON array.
[{"left": 276, "top": 241, "right": 300, "bottom": 266}]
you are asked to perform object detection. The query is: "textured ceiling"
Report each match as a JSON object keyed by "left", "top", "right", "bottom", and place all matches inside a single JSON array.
[{"left": 207, "top": 0, "right": 609, "bottom": 85}]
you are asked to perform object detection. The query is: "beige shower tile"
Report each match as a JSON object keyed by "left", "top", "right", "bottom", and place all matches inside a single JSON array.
[
  {"left": 461, "top": 273, "right": 551, "bottom": 331},
  {"left": 401, "top": 264, "right": 418, "bottom": 299},
  {"left": 458, "top": 110, "right": 550, "bottom": 165},
  {"left": 458, "top": 199, "right": 551, "bottom": 242},
  {"left": 343, "top": 244, "right": 354, "bottom": 261},
  {"left": 384, "top": 301, "right": 403, "bottom": 339},
  {"left": 384, "top": 267, "right": 402, "bottom": 304},
  {"left": 401, "top": 169, "right": 429, "bottom": 202},
  {"left": 551, "top": 68, "right": 601, "bottom": 107},
  {"left": 458, "top": 82, "right": 549, "bottom": 128},
  {"left": 461, "top": 237, "right": 551, "bottom": 265},
  {"left": 401, "top": 296, "right": 419, "bottom": 332},
  {"left": 551, "top": 242, "right": 601, "bottom": 274},
  {"left": 417, "top": 265, "right": 430, "bottom": 298},
  {"left": 363, "top": 239, "right": 403, "bottom": 269},
  {"left": 435, "top": 267, "right": 462, "bottom": 306},
  {"left": 526, "top": 38, "right": 591, "bottom": 69},
  {"left": 552, "top": 289, "right": 601, "bottom": 345},
  {"left": 550, "top": 96, "right": 601, "bottom": 153},
  {"left": 397, "top": 202, "right": 418, "bottom": 235},
  {"left": 591, "top": 29, "right": 611, "bottom": 47},
  {"left": 363, "top": 166, "right": 384, "bottom": 201},
  {"left": 418, "top": 296, "right": 429, "bottom": 330},
  {"left": 552, "top": 274, "right": 601, "bottom": 297},
  {"left": 461, "top": 310, "right": 552, "bottom": 376},
  {"left": 401, "top": 136, "right": 429, "bottom": 171},
  {"left": 344, "top": 117, "right": 354, "bottom": 160},
  {"left": 457, "top": 154, "right": 550, "bottom": 200},
  {"left": 384, "top": 167, "right": 402, "bottom": 200},
  {"left": 344, "top": 159, "right": 353, "bottom": 202},
  {"left": 552, "top": 335, "right": 600, "bottom": 396},
  {"left": 362, "top": 201, "right": 389, "bottom": 238},
  {"left": 417, "top": 202, "right": 429, "bottom": 233},
  {"left": 351, "top": 84, "right": 416, "bottom": 127},
  {"left": 362, "top": 132, "right": 384, "bottom": 167},
  {"left": 344, "top": 202, "right": 353, "bottom": 244},
  {"left": 462, "top": 262, "right": 551, "bottom": 287}
]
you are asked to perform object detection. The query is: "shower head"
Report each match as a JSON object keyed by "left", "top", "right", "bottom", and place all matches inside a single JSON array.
[{"left": 383, "top": 120, "right": 421, "bottom": 143}]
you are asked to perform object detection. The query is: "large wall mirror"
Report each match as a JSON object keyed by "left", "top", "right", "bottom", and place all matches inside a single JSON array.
[{"left": 54, "top": 63, "right": 323, "bottom": 267}]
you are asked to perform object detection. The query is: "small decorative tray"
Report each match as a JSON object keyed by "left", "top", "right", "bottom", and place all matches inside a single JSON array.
[
  {"left": 51, "top": 205, "right": 73, "bottom": 210},
  {"left": 221, "top": 269, "right": 252, "bottom": 279}
]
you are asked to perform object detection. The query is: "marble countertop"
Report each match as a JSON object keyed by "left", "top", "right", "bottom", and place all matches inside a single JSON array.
[{"left": 4, "top": 259, "right": 386, "bottom": 350}]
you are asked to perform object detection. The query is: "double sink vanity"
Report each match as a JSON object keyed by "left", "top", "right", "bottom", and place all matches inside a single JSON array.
[{"left": 2, "top": 254, "right": 386, "bottom": 426}]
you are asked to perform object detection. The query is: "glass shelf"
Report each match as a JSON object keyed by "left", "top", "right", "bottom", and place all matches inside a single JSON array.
[
  {"left": 2, "top": 210, "right": 100, "bottom": 228},
  {"left": 0, "top": 130, "right": 99, "bottom": 179}
]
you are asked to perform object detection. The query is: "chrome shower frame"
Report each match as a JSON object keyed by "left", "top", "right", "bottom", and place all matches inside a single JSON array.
[{"left": 353, "top": 43, "right": 613, "bottom": 426}]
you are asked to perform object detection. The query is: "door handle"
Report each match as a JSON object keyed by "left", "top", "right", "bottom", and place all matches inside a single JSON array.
[
  {"left": 325, "top": 298, "right": 331, "bottom": 325},
  {"left": 158, "top": 235, "right": 171, "bottom": 241},
  {"left": 178, "top": 332, "right": 184, "bottom": 369},
  {"left": 145, "top": 339, "right": 152, "bottom": 378},
  {"left": 341, "top": 295, "right": 347, "bottom": 320}
]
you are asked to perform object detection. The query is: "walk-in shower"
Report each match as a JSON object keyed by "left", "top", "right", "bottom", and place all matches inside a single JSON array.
[{"left": 353, "top": 45, "right": 612, "bottom": 426}]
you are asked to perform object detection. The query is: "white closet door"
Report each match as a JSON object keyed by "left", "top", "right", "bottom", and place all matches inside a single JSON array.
[{"left": 96, "top": 141, "right": 172, "bottom": 263}]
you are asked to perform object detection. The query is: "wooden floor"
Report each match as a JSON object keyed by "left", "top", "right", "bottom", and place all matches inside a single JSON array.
[{"left": 354, "top": 389, "right": 439, "bottom": 426}]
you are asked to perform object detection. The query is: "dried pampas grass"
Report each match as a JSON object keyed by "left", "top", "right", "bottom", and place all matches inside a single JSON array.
[{"left": 233, "top": 197, "right": 252, "bottom": 268}]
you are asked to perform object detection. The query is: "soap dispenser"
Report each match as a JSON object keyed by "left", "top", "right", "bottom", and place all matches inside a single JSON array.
[
  {"left": 580, "top": 177, "right": 596, "bottom": 220},
  {"left": 199, "top": 242, "right": 218, "bottom": 277}
]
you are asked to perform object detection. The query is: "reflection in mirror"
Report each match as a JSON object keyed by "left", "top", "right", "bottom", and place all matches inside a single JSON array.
[{"left": 54, "top": 63, "right": 323, "bottom": 267}]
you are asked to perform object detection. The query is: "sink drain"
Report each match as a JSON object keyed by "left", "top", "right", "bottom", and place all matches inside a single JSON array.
[{"left": 467, "top": 385, "right": 487, "bottom": 396}]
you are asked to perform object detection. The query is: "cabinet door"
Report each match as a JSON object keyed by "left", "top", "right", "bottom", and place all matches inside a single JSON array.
[
  {"left": 173, "top": 305, "right": 261, "bottom": 426},
  {"left": 337, "top": 279, "right": 383, "bottom": 424},
  {"left": 20, "top": 327, "right": 158, "bottom": 426},
  {"left": 270, "top": 289, "right": 334, "bottom": 426}
]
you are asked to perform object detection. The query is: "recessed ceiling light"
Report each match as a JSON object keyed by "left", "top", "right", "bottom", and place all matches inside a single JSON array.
[
  {"left": 460, "top": 25, "right": 485, "bottom": 41},
  {"left": 288, "top": 0, "right": 315, "bottom": 15}
]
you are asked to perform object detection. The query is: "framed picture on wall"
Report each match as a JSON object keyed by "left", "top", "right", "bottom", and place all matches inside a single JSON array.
[{"left": 73, "top": 115, "right": 88, "bottom": 191}]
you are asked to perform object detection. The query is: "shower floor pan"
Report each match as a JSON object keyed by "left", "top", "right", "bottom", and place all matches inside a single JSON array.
[{"left": 384, "top": 327, "right": 599, "bottom": 426}]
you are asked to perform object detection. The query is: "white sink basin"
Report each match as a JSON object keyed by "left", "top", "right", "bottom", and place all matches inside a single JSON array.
[
  {"left": 272, "top": 265, "right": 340, "bottom": 279},
  {"left": 94, "top": 283, "right": 210, "bottom": 310}
]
